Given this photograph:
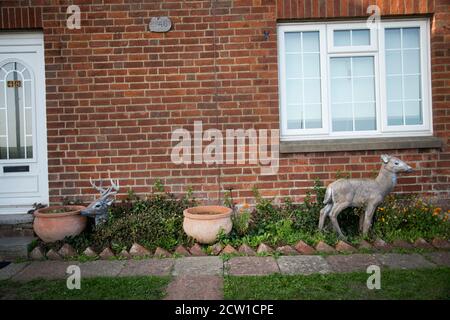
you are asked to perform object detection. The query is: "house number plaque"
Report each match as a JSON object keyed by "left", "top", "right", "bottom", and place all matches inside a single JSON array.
[
  {"left": 7, "top": 80, "right": 22, "bottom": 88},
  {"left": 149, "top": 16, "right": 172, "bottom": 32}
]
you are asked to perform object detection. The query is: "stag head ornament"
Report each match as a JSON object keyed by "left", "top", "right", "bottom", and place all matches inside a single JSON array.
[{"left": 80, "top": 177, "right": 119, "bottom": 225}]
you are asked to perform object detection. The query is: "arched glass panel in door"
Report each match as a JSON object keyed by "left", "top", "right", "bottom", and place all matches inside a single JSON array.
[{"left": 0, "top": 61, "right": 33, "bottom": 160}]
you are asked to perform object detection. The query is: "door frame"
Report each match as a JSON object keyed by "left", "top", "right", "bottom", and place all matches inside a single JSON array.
[{"left": 0, "top": 32, "right": 49, "bottom": 214}]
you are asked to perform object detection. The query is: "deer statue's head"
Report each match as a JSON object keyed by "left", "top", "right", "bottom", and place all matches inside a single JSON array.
[
  {"left": 381, "top": 154, "right": 413, "bottom": 174},
  {"left": 80, "top": 177, "right": 119, "bottom": 225}
]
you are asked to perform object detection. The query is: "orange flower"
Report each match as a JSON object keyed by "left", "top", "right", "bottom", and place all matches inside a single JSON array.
[{"left": 433, "top": 208, "right": 442, "bottom": 216}]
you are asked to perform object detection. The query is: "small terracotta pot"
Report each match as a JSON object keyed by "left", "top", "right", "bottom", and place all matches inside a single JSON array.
[
  {"left": 183, "top": 205, "right": 233, "bottom": 244},
  {"left": 33, "top": 205, "right": 87, "bottom": 243}
]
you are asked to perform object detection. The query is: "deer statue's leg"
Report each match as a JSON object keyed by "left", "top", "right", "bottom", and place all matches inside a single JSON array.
[
  {"left": 319, "top": 203, "right": 333, "bottom": 230},
  {"left": 362, "top": 203, "right": 378, "bottom": 236},
  {"left": 329, "top": 203, "right": 349, "bottom": 238},
  {"left": 359, "top": 212, "right": 365, "bottom": 232}
]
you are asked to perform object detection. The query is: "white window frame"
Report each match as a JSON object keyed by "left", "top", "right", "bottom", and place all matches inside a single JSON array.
[
  {"left": 278, "top": 24, "right": 328, "bottom": 136},
  {"left": 278, "top": 18, "right": 433, "bottom": 141},
  {"left": 327, "top": 22, "right": 378, "bottom": 53}
]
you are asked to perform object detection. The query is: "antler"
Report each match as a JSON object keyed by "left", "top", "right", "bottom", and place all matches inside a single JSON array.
[
  {"left": 90, "top": 177, "right": 108, "bottom": 194},
  {"left": 89, "top": 176, "right": 120, "bottom": 198}
]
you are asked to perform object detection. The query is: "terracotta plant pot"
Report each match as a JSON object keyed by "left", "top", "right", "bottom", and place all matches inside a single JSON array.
[
  {"left": 33, "top": 205, "right": 87, "bottom": 243},
  {"left": 183, "top": 205, "right": 233, "bottom": 244}
]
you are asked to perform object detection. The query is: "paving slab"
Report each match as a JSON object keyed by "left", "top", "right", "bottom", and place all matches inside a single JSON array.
[
  {"left": 325, "top": 254, "right": 380, "bottom": 273},
  {"left": 0, "top": 262, "right": 29, "bottom": 280},
  {"left": 165, "top": 275, "right": 223, "bottom": 300},
  {"left": 424, "top": 252, "right": 450, "bottom": 267},
  {"left": 173, "top": 256, "right": 223, "bottom": 276},
  {"left": 77, "top": 260, "right": 125, "bottom": 278},
  {"left": 374, "top": 253, "right": 436, "bottom": 270},
  {"left": 225, "top": 256, "right": 279, "bottom": 276},
  {"left": 0, "top": 237, "right": 36, "bottom": 260},
  {"left": 277, "top": 255, "right": 331, "bottom": 275},
  {"left": 119, "top": 258, "right": 174, "bottom": 276},
  {"left": 12, "top": 261, "right": 72, "bottom": 281}
]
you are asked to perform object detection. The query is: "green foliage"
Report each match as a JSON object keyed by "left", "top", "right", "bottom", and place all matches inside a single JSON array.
[
  {"left": 223, "top": 190, "right": 234, "bottom": 208},
  {"left": 49, "top": 177, "right": 449, "bottom": 254},
  {"left": 59, "top": 184, "right": 196, "bottom": 253},
  {"left": 152, "top": 179, "right": 165, "bottom": 193},
  {"left": 373, "top": 194, "right": 450, "bottom": 242},
  {"left": 232, "top": 208, "right": 252, "bottom": 236}
]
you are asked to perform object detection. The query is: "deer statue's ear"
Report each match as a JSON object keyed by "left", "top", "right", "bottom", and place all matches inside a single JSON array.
[{"left": 381, "top": 154, "right": 391, "bottom": 163}]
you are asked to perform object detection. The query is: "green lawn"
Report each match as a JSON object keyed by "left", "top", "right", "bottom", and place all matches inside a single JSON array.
[
  {"left": 0, "top": 276, "right": 171, "bottom": 300},
  {"left": 224, "top": 268, "right": 450, "bottom": 300},
  {"left": 2, "top": 268, "right": 449, "bottom": 300}
]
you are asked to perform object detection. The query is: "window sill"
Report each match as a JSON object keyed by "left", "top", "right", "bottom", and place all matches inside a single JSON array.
[{"left": 279, "top": 136, "right": 443, "bottom": 154}]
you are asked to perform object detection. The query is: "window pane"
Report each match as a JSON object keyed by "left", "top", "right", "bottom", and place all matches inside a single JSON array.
[
  {"left": 23, "top": 69, "right": 31, "bottom": 80},
  {"left": 334, "top": 30, "right": 351, "bottom": 46},
  {"left": 287, "top": 105, "right": 302, "bottom": 129},
  {"left": 403, "top": 75, "right": 421, "bottom": 100},
  {"left": 286, "top": 80, "right": 302, "bottom": 104},
  {"left": 353, "top": 77, "right": 375, "bottom": 102},
  {"left": 0, "top": 81, "right": 4, "bottom": 108},
  {"left": 386, "top": 50, "right": 402, "bottom": 75},
  {"left": 0, "top": 137, "right": 6, "bottom": 159},
  {"left": 403, "top": 27, "right": 420, "bottom": 48},
  {"left": 331, "top": 78, "right": 351, "bottom": 103},
  {"left": 352, "top": 29, "right": 370, "bottom": 45},
  {"left": 330, "top": 56, "right": 376, "bottom": 132},
  {"left": 404, "top": 101, "right": 422, "bottom": 125},
  {"left": 1, "top": 61, "right": 33, "bottom": 160},
  {"left": 303, "top": 32, "right": 319, "bottom": 52},
  {"left": 286, "top": 54, "right": 302, "bottom": 78},
  {"left": 284, "top": 31, "right": 322, "bottom": 131},
  {"left": 386, "top": 76, "right": 403, "bottom": 100},
  {"left": 24, "top": 81, "right": 32, "bottom": 108},
  {"left": 330, "top": 57, "right": 351, "bottom": 77},
  {"left": 25, "top": 108, "right": 32, "bottom": 135},
  {"left": 403, "top": 49, "right": 420, "bottom": 74},
  {"left": 303, "top": 53, "right": 320, "bottom": 77},
  {"left": 353, "top": 56, "right": 374, "bottom": 76},
  {"left": 355, "top": 103, "right": 376, "bottom": 131},
  {"left": 385, "top": 27, "right": 423, "bottom": 127},
  {"left": 332, "top": 103, "right": 353, "bottom": 131},
  {"left": 285, "top": 33, "right": 301, "bottom": 52},
  {"left": 26, "top": 135, "right": 33, "bottom": 158},
  {"left": 304, "top": 104, "right": 322, "bottom": 129},
  {"left": 387, "top": 101, "right": 403, "bottom": 126},
  {"left": 0, "top": 109, "right": 5, "bottom": 135},
  {"left": 303, "top": 79, "right": 321, "bottom": 104},
  {"left": 385, "top": 28, "right": 401, "bottom": 49}
]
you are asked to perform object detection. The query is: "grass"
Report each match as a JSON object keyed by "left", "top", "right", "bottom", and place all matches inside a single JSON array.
[
  {"left": 0, "top": 276, "right": 171, "bottom": 300},
  {"left": 224, "top": 267, "right": 450, "bottom": 300}
]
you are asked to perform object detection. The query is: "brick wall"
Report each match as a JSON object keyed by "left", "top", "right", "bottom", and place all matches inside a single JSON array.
[{"left": 0, "top": 0, "right": 449, "bottom": 207}]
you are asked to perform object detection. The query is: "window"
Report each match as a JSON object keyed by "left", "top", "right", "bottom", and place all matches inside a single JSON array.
[
  {"left": 0, "top": 61, "right": 34, "bottom": 159},
  {"left": 278, "top": 19, "right": 432, "bottom": 141}
]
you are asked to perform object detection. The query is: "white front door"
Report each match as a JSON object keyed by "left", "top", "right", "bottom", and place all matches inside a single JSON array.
[{"left": 0, "top": 32, "right": 49, "bottom": 214}]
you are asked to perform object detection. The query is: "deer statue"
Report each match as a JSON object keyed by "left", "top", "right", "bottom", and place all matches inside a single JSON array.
[
  {"left": 80, "top": 177, "right": 120, "bottom": 226},
  {"left": 318, "top": 154, "right": 413, "bottom": 237}
]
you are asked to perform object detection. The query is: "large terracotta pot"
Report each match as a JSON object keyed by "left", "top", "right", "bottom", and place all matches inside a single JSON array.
[
  {"left": 33, "top": 205, "right": 87, "bottom": 243},
  {"left": 183, "top": 205, "right": 233, "bottom": 244}
]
